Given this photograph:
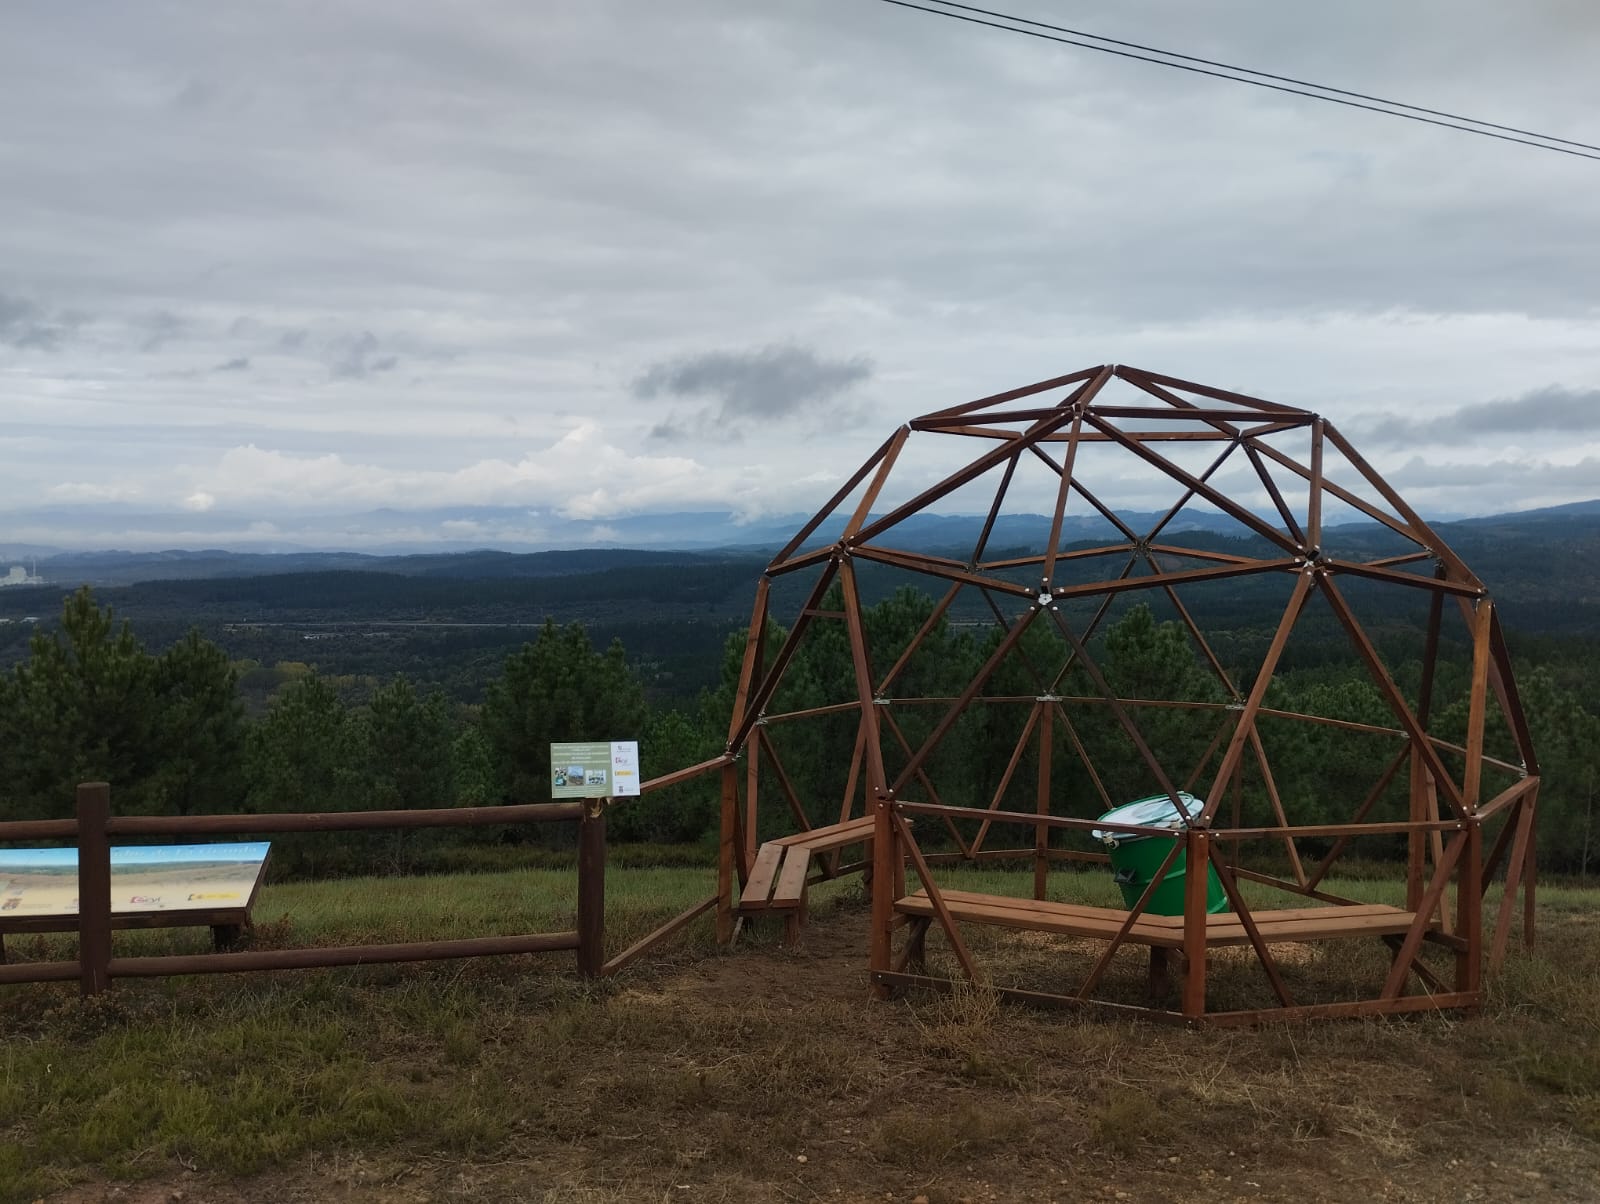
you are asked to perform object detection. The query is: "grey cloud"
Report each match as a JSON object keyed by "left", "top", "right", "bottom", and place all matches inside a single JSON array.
[
  {"left": 0, "top": 292, "right": 79, "bottom": 350},
  {"left": 214, "top": 356, "right": 251, "bottom": 372},
  {"left": 174, "top": 77, "right": 219, "bottom": 111},
  {"left": 647, "top": 418, "right": 686, "bottom": 442},
  {"left": 327, "top": 331, "right": 398, "bottom": 379},
  {"left": 140, "top": 310, "right": 185, "bottom": 352},
  {"left": 1388, "top": 454, "right": 1600, "bottom": 492},
  {"left": 1355, "top": 386, "right": 1600, "bottom": 446},
  {"left": 4, "top": 1, "right": 1600, "bottom": 539},
  {"left": 635, "top": 344, "right": 871, "bottom": 441}
]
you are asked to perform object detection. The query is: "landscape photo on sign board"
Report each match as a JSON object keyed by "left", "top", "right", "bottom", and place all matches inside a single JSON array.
[{"left": 0, "top": 844, "right": 270, "bottom": 918}]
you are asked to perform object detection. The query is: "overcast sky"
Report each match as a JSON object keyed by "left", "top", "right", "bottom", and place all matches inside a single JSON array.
[{"left": 3, "top": 1, "right": 1598, "bottom": 550}]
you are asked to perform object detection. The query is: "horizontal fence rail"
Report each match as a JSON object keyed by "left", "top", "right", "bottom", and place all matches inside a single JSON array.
[
  {"left": 0, "top": 783, "right": 608, "bottom": 994},
  {"left": 888, "top": 798, "right": 1468, "bottom": 840}
]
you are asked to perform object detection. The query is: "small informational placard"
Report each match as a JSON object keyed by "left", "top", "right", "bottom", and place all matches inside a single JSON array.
[
  {"left": 609, "top": 740, "right": 641, "bottom": 797},
  {"left": 550, "top": 740, "right": 640, "bottom": 799},
  {"left": 0, "top": 843, "right": 271, "bottom": 919}
]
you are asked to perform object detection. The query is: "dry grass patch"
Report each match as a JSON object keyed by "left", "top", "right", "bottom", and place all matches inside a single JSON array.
[
  {"left": 872, "top": 1098, "right": 1030, "bottom": 1168},
  {"left": 5, "top": 870, "right": 1600, "bottom": 1203}
]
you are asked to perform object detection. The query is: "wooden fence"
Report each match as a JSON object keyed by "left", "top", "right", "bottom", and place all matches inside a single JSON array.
[{"left": 0, "top": 782, "right": 608, "bottom": 994}]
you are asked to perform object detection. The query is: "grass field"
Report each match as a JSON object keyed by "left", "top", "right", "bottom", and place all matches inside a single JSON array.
[{"left": 2, "top": 863, "right": 1598, "bottom": 1202}]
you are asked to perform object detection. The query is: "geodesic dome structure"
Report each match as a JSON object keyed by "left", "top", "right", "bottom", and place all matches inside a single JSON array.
[{"left": 715, "top": 363, "right": 1539, "bottom": 1023}]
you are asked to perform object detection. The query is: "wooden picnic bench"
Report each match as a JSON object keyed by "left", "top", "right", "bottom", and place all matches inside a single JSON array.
[
  {"left": 894, "top": 888, "right": 1441, "bottom": 1000},
  {"left": 895, "top": 889, "right": 1429, "bottom": 949},
  {"left": 738, "top": 817, "right": 875, "bottom": 943}
]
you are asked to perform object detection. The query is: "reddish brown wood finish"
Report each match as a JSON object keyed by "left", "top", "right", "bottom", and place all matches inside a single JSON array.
[
  {"left": 76, "top": 783, "right": 112, "bottom": 996},
  {"left": 695, "top": 364, "right": 1536, "bottom": 1023},
  {"left": 1, "top": 783, "right": 613, "bottom": 994}
]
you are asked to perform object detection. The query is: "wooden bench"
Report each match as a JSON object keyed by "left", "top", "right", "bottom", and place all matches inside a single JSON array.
[
  {"left": 895, "top": 889, "right": 1430, "bottom": 950},
  {"left": 896, "top": 890, "right": 1459, "bottom": 1011},
  {"left": 895, "top": 888, "right": 1441, "bottom": 1002},
  {"left": 739, "top": 817, "right": 875, "bottom": 943}
]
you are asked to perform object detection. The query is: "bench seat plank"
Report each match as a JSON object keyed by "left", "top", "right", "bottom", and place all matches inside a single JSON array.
[
  {"left": 739, "top": 843, "right": 786, "bottom": 909},
  {"left": 895, "top": 889, "right": 1429, "bottom": 950},
  {"left": 773, "top": 817, "right": 875, "bottom": 853},
  {"left": 772, "top": 847, "right": 812, "bottom": 905}
]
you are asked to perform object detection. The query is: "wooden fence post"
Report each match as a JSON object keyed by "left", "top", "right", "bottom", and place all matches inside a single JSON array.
[
  {"left": 1456, "top": 817, "right": 1483, "bottom": 996},
  {"left": 76, "top": 782, "right": 113, "bottom": 996},
  {"left": 1181, "top": 828, "right": 1209, "bottom": 1021},
  {"left": 576, "top": 800, "right": 607, "bottom": 979},
  {"left": 716, "top": 762, "right": 738, "bottom": 944},
  {"left": 869, "top": 788, "right": 894, "bottom": 1000}
]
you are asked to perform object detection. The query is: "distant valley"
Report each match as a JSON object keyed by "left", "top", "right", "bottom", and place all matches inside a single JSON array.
[{"left": 3, "top": 501, "right": 1597, "bottom": 706}]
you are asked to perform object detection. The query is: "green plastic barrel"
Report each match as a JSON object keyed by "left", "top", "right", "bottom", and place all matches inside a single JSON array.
[{"left": 1093, "top": 794, "right": 1228, "bottom": 917}]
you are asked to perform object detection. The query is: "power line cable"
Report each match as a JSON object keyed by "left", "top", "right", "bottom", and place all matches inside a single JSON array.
[
  {"left": 929, "top": 0, "right": 1600, "bottom": 154},
  {"left": 871, "top": 0, "right": 1600, "bottom": 163}
]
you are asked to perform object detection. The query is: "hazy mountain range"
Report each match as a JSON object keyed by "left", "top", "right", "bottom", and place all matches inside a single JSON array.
[{"left": 3, "top": 498, "right": 1597, "bottom": 589}]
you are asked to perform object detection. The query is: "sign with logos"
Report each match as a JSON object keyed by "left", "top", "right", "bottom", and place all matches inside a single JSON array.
[
  {"left": 550, "top": 740, "right": 640, "bottom": 799},
  {"left": 0, "top": 843, "right": 271, "bottom": 920}
]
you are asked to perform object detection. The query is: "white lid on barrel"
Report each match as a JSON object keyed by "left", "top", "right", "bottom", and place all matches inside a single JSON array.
[{"left": 1091, "top": 791, "right": 1204, "bottom": 843}]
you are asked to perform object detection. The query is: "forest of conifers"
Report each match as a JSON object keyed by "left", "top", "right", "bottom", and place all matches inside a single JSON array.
[{"left": 1, "top": 557, "right": 1596, "bottom": 876}]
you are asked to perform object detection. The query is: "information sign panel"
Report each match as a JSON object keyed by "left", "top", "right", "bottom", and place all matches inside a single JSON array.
[
  {"left": 0, "top": 843, "right": 271, "bottom": 919},
  {"left": 550, "top": 740, "right": 640, "bottom": 798}
]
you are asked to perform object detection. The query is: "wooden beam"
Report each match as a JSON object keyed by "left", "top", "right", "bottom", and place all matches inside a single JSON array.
[
  {"left": 915, "top": 365, "right": 1106, "bottom": 422},
  {"left": 1181, "top": 830, "right": 1209, "bottom": 1019},
  {"left": 769, "top": 429, "right": 898, "bottom": 568},
  {"left": 1381, "top": 831, "right": 1466, "bottom": 1000},
  {"left": 892, "top": 810, "right": 980, "bottom": 983},
  {"left": 1034, "top": 701, "right": 1054, "bottom": 899},
  {"left": 1201, "top": 570, "right": 1314, "bottom": 823},
  {"left": 972, "top": 703, "right": 1042, "bottom": 854},
  {"left": 1208, "top": 842, "right": 1295, "bottom": 1008},
  {"left": 1489, "top": 795, "right": 1535, "bottom": 973},
  {"left": 1462, "top": 600, "right": 1494, "bottom": 811},
  {"left": 1318, "top": 573, "right": 1467, "bottom": 818}
]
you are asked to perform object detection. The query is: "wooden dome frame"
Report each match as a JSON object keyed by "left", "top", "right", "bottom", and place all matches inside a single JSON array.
[{"left": 712, "top": 364, "right": 1539, "bottom": 1024}]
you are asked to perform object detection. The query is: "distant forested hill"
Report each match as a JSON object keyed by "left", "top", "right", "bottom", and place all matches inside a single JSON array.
[{"left": 3, "top": 507, "right": 1596, "bottom": 703}]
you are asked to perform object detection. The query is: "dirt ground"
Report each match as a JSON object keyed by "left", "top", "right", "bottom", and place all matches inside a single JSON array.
[{"left": 32, "top": 909, "right": 1600, "bottom": 1204}]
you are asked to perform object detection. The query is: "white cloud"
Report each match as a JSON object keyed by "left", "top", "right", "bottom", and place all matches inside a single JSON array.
[
  {"left": 48, "top": 481, "right": 144, "bottom": 503},
  {"left": 170, "top": 424, "right": 780, "bottom": 519}
]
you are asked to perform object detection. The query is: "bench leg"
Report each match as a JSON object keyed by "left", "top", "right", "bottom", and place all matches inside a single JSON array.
[
  {"left": 1148, "top": 946, "right": 1171, "bottom": 1003},
  {"left": 782, "top": 910, "right": 802, "bottom": 947},
  {"left": 212, "top": 923, "right": 244, "bottom": 952},
  {"left": 893, "top": 916, "right": 931, "bottom": 974},
  {"left": 1164, "top": 947, "right": 1190, "bottom": 1005}
]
